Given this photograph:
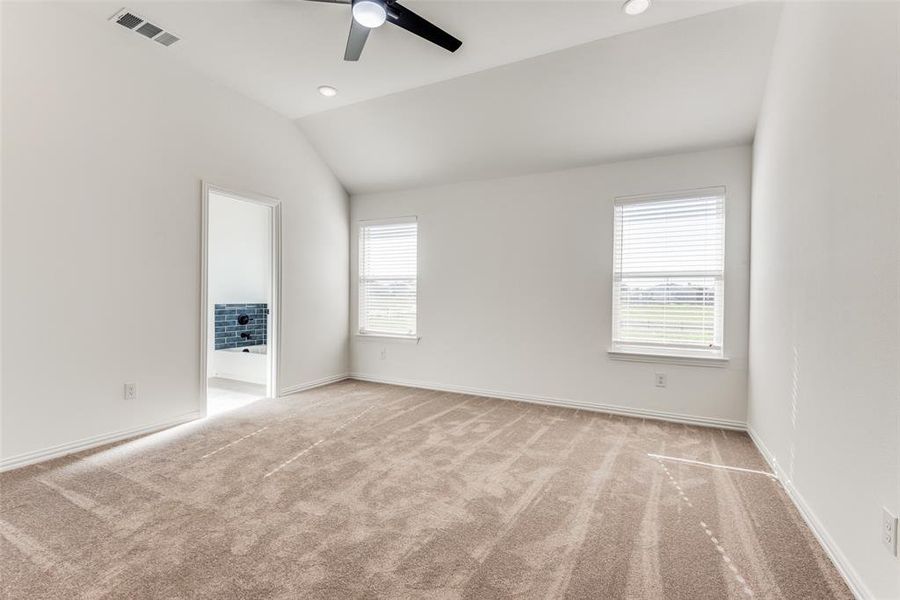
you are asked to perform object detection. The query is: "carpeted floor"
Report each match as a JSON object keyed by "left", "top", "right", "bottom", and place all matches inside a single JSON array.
[{"left": 1, "top": 380, "right": 851, "bottom": 599}]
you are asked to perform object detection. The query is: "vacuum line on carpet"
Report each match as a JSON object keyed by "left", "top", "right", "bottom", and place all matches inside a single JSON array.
[
  {"left": 200, "top": 426, "right": 270, "bottom": 459},
  {"left": 647, "top": 453, "right": 776, "bottom": 479},
  {"left": 263, "top": 406, "right": 376, "bottom": 478},
  {"left": 655, "top": 458, "right": 755, "bottom": 598}
]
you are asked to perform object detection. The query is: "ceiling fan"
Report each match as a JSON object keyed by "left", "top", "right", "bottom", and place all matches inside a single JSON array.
[{"left": 307, "top": 0, "right": 462, "bottom": 61}]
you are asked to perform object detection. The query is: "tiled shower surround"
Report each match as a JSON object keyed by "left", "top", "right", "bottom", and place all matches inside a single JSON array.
[{"left": 214, "top": 303, "right": 268, "bottom": 350}]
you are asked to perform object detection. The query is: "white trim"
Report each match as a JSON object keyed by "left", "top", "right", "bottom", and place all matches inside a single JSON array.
[
  {"left": 614, "top": 185, "right": 727, "bottom": 206},
  {"left": 348, "top": 373, "right": 746, "bottom": 430},
  {"left": 201, "top": 182, "right": 282, "bottom": 414},
  {"left": 747, "top": 427, "right": 871, "bottom": 600},
  {"left": 355, "top": 333, "right": 420, "bottom": 343},
  {"left": 201, "top": 188, "right": 209, "bottom": 416},
  {"left": 608, "top": 350, "right": 730, "bottom": 368},
  {"left": 0, "top": 411, "right": 203, "bottom": 473},
  {"left": 279, "top": 373, "right": 350, "bottom": 397},
  {"left": 357, "top": 215, "right": 417, "bottom": 227}
]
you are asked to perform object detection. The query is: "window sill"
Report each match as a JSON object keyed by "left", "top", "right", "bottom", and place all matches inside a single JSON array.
[
  {"left": 608, "top": 350, "right": 729, "bottom": 368},
  {"left": 356, "top": 333, "right": 420, "bottom": 344}
]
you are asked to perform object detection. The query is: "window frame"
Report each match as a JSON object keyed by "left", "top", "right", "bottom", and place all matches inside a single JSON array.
[
  {"left": 357, "top": 216, "right": 419, "bottom": 340},
  {"left": 608, "top": 187, "right": 729, "bottom": 367}
]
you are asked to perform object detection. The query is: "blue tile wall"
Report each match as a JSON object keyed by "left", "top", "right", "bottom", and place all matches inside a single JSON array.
[{"left": 214, "top": 303, "right": 268, "bottom": 350}]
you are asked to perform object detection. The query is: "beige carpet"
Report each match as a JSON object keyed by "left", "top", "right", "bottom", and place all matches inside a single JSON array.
[{"left": 1, "top": 380, "right": 851, "bottom": 599}]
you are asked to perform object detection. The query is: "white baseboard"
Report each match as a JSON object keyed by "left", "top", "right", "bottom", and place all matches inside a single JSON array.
[
  {"left": 349, "top": 373, "right": 746, "bottom": 431},
  {"left": 0, "top": 373, "right": 350, "bottom": 473},
  {"left": 747, "top": 427, "right": 871, "bottom": 600},
  {"left": 280, "top": 373, "right": 350, "bottom": 397},
  {"left": 0, "top": 411, "right": 203, "bottom": 474}
]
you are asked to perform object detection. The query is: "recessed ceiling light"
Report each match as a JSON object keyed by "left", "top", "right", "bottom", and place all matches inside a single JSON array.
[
  {"left": 622, "top": 0, "right": 651, "bottom": 16},
  {"left": 318, "top": 85, "right": 338, "bottom": 97}
]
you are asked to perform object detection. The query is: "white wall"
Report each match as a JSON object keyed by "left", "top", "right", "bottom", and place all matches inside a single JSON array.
[
  {"left": 351, "top": 146, "right": 751, "bottom": 426},
  {"left": 749, "top": 3, "right": 900, "bottom": 598},
  {"left": 209, "top": 193, "right": 271, "bottom": 306},
  {"left": 0, "top": 2, "right": 349, "bottom": 465}
]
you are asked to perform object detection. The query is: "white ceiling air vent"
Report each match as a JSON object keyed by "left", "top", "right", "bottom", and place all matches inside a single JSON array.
[
  {"left": 110, "top": 9, "right": 180, "bottom": 47},
  {"left": 135, "top": 21, "right": 163, "bottom": 39},
  {"left": 154, "top": 32, "right": 180, "bottom": 47}
]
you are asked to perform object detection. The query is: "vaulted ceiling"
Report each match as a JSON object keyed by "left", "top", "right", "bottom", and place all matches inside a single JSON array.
[
  {"left": 73, "top": 1, "right": 782, "bottom": 193},
  {"left": 298, "top": 2, "right": 782, "bottom": 192}
]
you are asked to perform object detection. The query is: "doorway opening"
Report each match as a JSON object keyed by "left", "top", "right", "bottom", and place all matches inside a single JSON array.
[{"left": 201, "top": 184, "right": 281, "bottom": 417}]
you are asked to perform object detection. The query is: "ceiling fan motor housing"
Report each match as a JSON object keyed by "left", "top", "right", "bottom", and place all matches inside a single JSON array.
[{"left": 307, "top": 0, "right": 462, "bottom": 60}]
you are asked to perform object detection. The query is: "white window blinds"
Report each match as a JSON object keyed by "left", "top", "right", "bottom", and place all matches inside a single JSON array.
[
  {"left": 612, "top": 188, "right": 725, "bottom": 357},
  {"left": 359, "top": 217, "right": 418, "bottom": 337}
]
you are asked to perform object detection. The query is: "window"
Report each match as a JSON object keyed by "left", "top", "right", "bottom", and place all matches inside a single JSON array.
[
  {"left": 611, "top": 188, "right": 725, "bottom": 359},
  {"left": 358, "top": 217, "right": 418, "bottom": 337}
]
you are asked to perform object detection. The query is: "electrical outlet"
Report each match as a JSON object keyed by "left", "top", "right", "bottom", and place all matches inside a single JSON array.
[
  {"left": 883, "top": 507, "right": 898, "bottom": 556},
  {"left": 655, "top": 373, "right": 667, "bottom": 388},
  {"left": 380, "top": 348, "right": 387, "bottom": 360},
  {"left": 124, "top": 383, "right": 137, "bottom": 401}
]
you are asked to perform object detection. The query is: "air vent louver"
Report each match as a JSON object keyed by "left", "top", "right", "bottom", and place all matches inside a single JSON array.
[
  {"left": 110, "top": 9, "right": 179, "bottom": 47},
  {"left": 115, "top": 12, "right": 143, "bottom": 29},
  {"left": 136, "top": 22, "right": 163, "bottom": 39},
  {"left": 154, "top": 32, "right": 180, "bottom": 47}
]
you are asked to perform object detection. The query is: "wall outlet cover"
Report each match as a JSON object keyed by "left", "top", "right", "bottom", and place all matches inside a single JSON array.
[
  {"left": 883, "top": 507, "right": 898, "bottom": 556},
  {"left": 124, "top": 383, "right": 137, "bottom": 401},
  {"left": 654, "top": 373, "right": 667, "bottom": 388}
]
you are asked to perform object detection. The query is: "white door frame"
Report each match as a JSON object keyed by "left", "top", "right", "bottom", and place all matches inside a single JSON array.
[{"left": 200, "top": 182, "right": 282, "bottom": 415}]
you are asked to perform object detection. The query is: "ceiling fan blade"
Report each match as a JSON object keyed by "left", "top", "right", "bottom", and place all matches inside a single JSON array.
[
  {"left": 344, "top": 17, "right": 370, "bottom": 61},
  {"left": 386, "top": 2, "right": 462, "bottom": 53}
]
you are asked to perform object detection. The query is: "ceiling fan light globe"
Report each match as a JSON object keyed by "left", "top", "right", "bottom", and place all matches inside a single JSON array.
[
  {"left": 622, "top": 0, "right": 651, "bottom": 16},
  {"left": 352, "top": 0, "right": 387, "bottom": 28}
]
